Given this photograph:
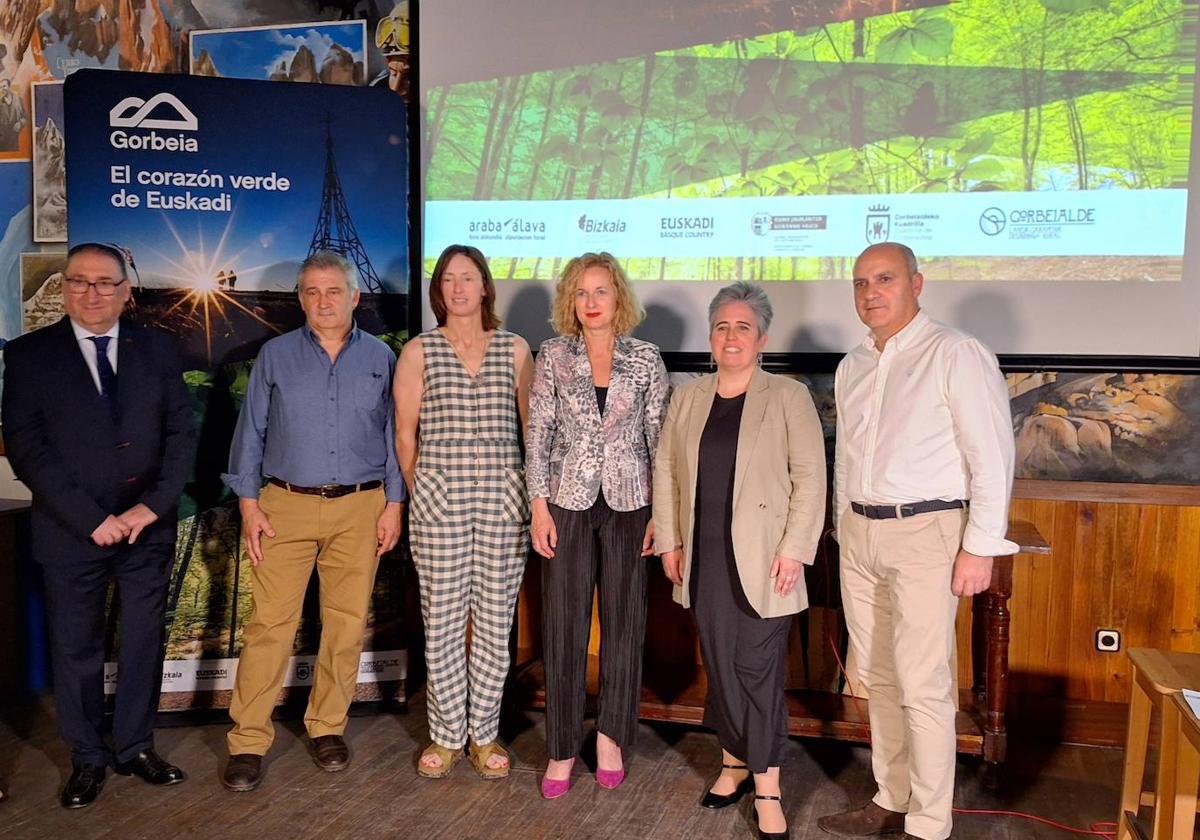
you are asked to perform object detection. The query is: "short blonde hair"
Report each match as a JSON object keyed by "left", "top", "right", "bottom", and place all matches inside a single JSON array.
[{"left": 550, "top": 252, "right": 644, "bottom": 336}]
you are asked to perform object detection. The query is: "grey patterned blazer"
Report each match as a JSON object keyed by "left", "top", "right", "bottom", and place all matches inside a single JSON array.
[{"left": 526, "top": 334, "right": 670, "bottom": 512}]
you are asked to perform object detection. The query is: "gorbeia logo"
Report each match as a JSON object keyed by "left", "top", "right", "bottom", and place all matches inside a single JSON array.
[
  {"left": 109, "top": 93, "right": 198, "bottom": 130},
  {"left": 109, "top": 92, "right": 200, "bottom": 152}
]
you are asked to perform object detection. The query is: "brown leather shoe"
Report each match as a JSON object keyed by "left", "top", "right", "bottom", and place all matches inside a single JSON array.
[
  {"left": 222, "top": 754, "right": 262, "bottom": 792},
  {"left": 310, "top": 735, "right": 350, "bottom": 772},
  {"left": 817, "top": 801, "right": 906, "bottom": 836}
]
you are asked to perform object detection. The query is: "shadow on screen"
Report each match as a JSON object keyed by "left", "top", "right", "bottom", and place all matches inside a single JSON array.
[
  {"left": 635, "top": 302, "right": 686, "bottom": 352},
  {"left": 952, "top": 291, "right": 1021, "bottom": 350},
  {"left": 504, "top": 284, "right": 554, "bottom": 347},
  {"left": 785, "top": 324, "right": 840, "bottom": 354}
]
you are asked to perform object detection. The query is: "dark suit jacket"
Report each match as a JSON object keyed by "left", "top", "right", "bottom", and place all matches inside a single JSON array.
[{"left": 2, "top": 317, "right": 195, "bottom": 564}]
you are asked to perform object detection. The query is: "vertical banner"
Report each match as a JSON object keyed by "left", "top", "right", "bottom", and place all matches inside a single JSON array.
[{"left": 64, "top": 69, "right": 411, "bottom": 709}]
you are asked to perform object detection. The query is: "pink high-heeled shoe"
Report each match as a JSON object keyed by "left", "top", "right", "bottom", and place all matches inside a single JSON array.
[
  {"left": 541, "top": 759, "right": 575, "bottom": 799},
  {"left": 541, "top": 774, "right": 572, "bottom": 799},
  {"left": 596, "top": 767, "right": 625, "bottom": 789}
]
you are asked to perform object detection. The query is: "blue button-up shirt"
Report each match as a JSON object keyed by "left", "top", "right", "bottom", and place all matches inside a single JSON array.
[{"left": 222, "top": 325, "right": 406, "bottom": 502}]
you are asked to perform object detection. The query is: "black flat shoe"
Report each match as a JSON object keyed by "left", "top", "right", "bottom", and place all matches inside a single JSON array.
[
  {"left": 114, "top": 748, "right": 185, "bottom": 785},
  {"left": 61, "top": 764, "right": 105, "bottom": 809},
  {"left": 753, "top": 794, "right": 789, "bottom": 840},
  {"left": 700, "top": 763, "right": 753, "bottom": 809}
]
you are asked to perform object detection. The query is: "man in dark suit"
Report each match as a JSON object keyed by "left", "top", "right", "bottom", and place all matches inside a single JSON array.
[{"left": 2, "top": 242, "right": 195, "bottom": 808}]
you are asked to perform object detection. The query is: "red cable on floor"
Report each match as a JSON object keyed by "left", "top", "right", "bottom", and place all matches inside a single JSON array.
[
  {"left": 825, "top": 634, "right": 1118, "bottom": 840},
  {"left": 953, "top": 809, "right": 1116, "bottom": 839}
]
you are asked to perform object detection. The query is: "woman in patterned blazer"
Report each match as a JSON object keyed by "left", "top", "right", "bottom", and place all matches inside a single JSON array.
[{"left": 526, "top": 252, "right": 670, "bottom": 798}]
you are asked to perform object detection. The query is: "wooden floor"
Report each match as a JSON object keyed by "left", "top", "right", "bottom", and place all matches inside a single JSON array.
[{"left": 0, "top": 692, "right": 1136, "bottom": 839}]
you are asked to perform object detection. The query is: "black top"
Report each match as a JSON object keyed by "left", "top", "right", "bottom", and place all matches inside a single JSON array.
[
  {"left": 595, "top": 385, "right": 608, "bottom": 417},
  {"left": 690, "top": 392, "right": 756, "bottom": 617}
]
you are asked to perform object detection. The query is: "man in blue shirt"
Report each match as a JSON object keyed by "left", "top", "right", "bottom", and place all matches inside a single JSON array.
[{"left": 220, "top": 251, "right": 405, "bottom": 792}]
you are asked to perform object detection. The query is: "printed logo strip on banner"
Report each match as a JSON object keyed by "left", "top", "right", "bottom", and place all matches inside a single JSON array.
[
  {"left": 105, "top": 651, "right": 409, "bottom": 694},
  {"left": 424, "top": 191, "right": 1186, "bottom": 260}
]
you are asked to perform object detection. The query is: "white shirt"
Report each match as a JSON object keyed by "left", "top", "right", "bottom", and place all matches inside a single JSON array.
[
  {"left": 71, "top": 319, "right": 120, "bottom": 395},
  {"left": 833, "top": 310, "right": 1018, "bottom": 557}
]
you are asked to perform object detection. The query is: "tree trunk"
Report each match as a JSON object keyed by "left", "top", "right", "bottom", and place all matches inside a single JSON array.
[
  {"left": 525, "top": 76, "right": 558, "bottom": 200},
  {"left": 487, "top": 75, "right": 527, "bottom": 199},
  {"left": 472, "top": 78, "right": 507, "bottom": 199},
  {"left": 622, "top": 54, "right": 657, "bottom": 197},
  {"left": 562, "top": 103, "right": 590, "bottom": 199},
  {"left": 424, "top": 86, "right": 450, "bottom": 168}
]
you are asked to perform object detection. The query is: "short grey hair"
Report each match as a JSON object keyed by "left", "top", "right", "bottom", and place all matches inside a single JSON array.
[
  {"left": 859, "top": 242, "right": 919, "bottom": 275},
  {"left": 299, "top": 250, "right": 359, "bottom": 292},
  {"left": 708, "top": 281, "right": 773, "bottom": 335}
]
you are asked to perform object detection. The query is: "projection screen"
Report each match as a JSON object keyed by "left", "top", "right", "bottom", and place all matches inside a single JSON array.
[{"left": 421, "top": 0, "right": 1200, "bottom": 356}]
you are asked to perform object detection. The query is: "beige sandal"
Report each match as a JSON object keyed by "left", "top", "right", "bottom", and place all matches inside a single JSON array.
[
  {"left": 416, "top": 742, "right": 462, "bottom": 779},
  {"left": 468, "top": 740, "right": 510, "bottom": 780}
]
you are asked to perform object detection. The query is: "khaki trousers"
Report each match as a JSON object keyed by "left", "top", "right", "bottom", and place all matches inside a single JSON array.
[
  {"left": 227, "top": 483, "right": 385, "bottom": 756},
  {"left": 839, "top": 507, "right": 966, "bottom": 840}
]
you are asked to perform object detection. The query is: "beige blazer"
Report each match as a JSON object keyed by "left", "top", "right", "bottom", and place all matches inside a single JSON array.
[{"left": 652, "top": 367, "right": 827, "bottom": 619}]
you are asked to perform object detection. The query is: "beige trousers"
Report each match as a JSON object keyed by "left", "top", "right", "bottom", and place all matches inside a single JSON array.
[
  {"left": 227, "top": 483, "right": 385, "bottom": 756},
  {"left": 839, "top": 507, "right": 966, "bottom": 840}
]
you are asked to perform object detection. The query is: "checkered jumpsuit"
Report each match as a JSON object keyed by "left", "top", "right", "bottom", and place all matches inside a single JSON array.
[{"left": 409, "top": 328, "right": 529, "bottom": 749}]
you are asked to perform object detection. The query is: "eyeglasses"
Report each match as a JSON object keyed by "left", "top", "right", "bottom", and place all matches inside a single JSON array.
[{"left": 63, "top": 277, "right": 127, "bottom": 296}]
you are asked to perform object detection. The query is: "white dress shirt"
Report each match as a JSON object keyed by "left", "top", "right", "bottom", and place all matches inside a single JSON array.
[
  {"left": 833, "top": 309, "right": 1018, "bottom": 557},
  {"left": 71, "top": 319, "right": 120, "bottom": 395}
]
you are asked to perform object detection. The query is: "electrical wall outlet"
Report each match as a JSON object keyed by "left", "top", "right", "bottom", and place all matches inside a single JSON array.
[{"left": 1095, "top": 628, "right": 1121, "bottom": 652}]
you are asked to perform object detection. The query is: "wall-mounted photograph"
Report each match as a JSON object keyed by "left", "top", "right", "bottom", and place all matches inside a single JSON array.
[
  {"left": 19, "top": 249, "right": 65, "bottom": 333},
  {"left": 189, "top": 20, "right": 368, "bottom": 85},
  {"left": 30, "top": 79, "right": 63, "bottom": 243}
]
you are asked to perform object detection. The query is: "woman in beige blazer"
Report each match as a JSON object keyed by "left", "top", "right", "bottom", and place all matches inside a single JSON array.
[{"left": 653, "top": 281, "right": 826, "bottom": 840}]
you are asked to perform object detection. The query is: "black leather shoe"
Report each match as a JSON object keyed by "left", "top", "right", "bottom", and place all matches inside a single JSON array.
[
  {"left": 754, "top": 794, "right": 790, "bottom": 840},
  {"left": 700, "top": 763, "right": 753, "bottom": 809},
  {"left": 61, "top": 764, "right": 105, "bottom": 809},
  {"left": 310, "top": 735, "right": 350, "bottom": 772},
  {"left": 222, "top": 754, "right": 263, "bottom": 792},
  {"left": 114, "top": 748, "right": 185, "bottom": 785}
]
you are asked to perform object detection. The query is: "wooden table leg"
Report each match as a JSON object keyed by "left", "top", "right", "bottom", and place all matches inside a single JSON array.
[
  {"left": 1168, "top": 723, "right": 1199, "bottom": 840},
  {"left": 971, "top": 592, "right": 987, "bottom": 703},
  {"left": 982, "top": 557, "right": 1013, "bottom": 789},
  {"left": 1118, "top": 681, "right": 1153, "bottom": 840},
  {"left": 1153, "top": 696, "right": 1182, "bottom": 840}
]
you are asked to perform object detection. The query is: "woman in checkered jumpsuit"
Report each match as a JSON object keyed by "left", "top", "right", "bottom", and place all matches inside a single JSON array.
[{"left": 394, "top": 245, "right": 533, "bottom": 779}]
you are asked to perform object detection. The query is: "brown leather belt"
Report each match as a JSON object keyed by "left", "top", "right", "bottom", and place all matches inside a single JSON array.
[
  {"left": 268, "top": 477, "right": 383, "bottom": 499},
  {"left": 851, "top": 499, "right": 967, "bottom": 520}
]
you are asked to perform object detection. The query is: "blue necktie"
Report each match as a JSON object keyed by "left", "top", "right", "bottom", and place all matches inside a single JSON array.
[{"left": 88, "top": 335, "right": 119, "bottom": 421}]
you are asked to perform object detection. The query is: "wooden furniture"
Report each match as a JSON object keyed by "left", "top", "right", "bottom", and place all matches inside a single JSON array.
[
  {"left": 1006, "top": 483, "right": 1200, "bottom": 748},
  {"left": 515, "top": 519, "right": 1048, "bottom": 785},
  {"left": 1168, "top": 692, "right": 1200, "bottom": 840},
  {"left": 0, "top": 498, "right": 31, "bottom": 702},
  {"left": 970, "top": 519, "right": 1049, "bottom": 778},
  {"left": 1116, "top": 649, "right": 1200, "bottom": 840}
]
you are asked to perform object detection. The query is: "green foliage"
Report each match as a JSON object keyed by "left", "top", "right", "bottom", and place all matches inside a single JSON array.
[
  {"left": 875, "top": 11, "right": 956, "bottom": 63},
  {"left": 226, "top": 361, "right": 254, "bottom": 402},
  {"left": 1039, "top": 0, "right": 1111, "bottom": 12},
  {"left": 425, "top": 0, "right": 1192, "bottom": 225},
  {"left": 378, "top": 330, "right": 409, "bottom": 357}
]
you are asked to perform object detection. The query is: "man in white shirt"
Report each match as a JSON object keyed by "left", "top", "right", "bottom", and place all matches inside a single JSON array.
[{"left": 818, "top": 242, "right": 1016, "bottom": 840}]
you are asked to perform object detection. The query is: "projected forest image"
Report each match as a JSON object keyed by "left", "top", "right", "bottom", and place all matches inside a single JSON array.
[{"left": 424, "top": 0, "right": 1193, "bottom": 282}]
